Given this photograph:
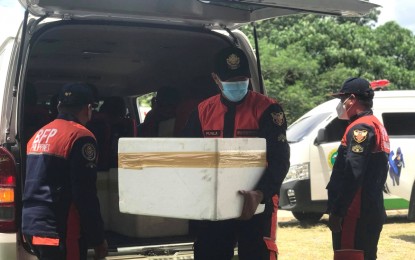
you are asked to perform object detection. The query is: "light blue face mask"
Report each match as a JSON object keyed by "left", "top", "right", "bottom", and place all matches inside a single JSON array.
[{"left": 220, "top": 80, "right": 249, "bottom": 102}]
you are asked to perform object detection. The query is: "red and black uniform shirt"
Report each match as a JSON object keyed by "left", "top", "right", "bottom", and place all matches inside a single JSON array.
[
  {"left": 22, "top": 113, "right": 105, "bottom": 247},
  {"left": 327, "top": 110, "right": 390, "bottom": 219},
  {"left": 182, "top": 91, "right": 290, "bottom": 200}
]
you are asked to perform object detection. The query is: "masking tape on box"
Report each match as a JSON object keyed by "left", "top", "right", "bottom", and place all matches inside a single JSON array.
[{"left": 119, "top": 151, "right": 266, "bottom": 169}]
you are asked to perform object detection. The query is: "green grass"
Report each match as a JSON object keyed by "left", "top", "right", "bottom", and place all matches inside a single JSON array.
[
  {"left": 277, "top": 212, "right": 415, "bottom": 260},
  {"left": 384, "top": 198, "right": 409, "bottom": 210}
]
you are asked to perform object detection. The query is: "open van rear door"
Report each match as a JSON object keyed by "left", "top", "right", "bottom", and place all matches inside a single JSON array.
[{"left": 19, "top": 0, "right": 378, "bottom": 28}]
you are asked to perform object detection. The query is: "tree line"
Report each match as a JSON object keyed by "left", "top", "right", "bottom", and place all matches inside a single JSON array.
[{"left": 241, "top": 11, "right": 415, "bottom": 124}]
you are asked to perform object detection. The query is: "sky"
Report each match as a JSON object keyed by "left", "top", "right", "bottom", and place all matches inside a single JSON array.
[{"left": 1, "top": 0, "right": 415, "bottom": 44}]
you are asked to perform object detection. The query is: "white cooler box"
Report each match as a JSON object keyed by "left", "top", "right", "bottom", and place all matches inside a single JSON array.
[
  {"left": 118, "top": 138, "right": 266, "bottom": 221},
  {"left": 108, "top": 168, "right": 189, "bottom": 238}
]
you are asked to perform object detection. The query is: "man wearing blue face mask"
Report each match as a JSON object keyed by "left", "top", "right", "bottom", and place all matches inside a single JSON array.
[{"left": 182, "top": 46, "right": 290, "bottom": 260}]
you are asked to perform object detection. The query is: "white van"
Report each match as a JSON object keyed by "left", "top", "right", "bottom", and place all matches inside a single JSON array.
[
  {"left": 0, "top": 0, "right": 377, "bottom": 259},
  {"left": 280, "top": 90, "right": 415, "bottom": 222}
]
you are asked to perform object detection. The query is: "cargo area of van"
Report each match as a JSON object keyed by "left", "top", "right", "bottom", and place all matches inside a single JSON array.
[{"left": 20, "top": 21, "right": 237, "bottom": 257}]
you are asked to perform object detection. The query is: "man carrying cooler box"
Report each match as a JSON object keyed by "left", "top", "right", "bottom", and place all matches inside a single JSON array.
[{"left": 182, "top": 46, "right": 290, "bottom": 260}]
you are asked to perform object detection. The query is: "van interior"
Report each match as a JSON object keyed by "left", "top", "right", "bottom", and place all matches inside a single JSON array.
[{"left": 20, "top": 21, "right": 237, "bottom": 253}]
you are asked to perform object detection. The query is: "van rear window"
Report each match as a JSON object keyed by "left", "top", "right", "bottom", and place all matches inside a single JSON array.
[
  {"left": 287, "top": 112, "right": 331, "bottom": 143},
  {"left": 382, "top": 113, "right": 415, "bottom": 136}
]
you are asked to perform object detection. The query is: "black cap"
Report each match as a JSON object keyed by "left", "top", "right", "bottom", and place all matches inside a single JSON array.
[
  {"left": 332, "top": 77, "right": 374, "bottom": 99},
  {"left": 213, "top": 46, "right": 251, "bottom": 81},
  {"left": 58, "top": 82, "right": 98, "bottom": 107}
]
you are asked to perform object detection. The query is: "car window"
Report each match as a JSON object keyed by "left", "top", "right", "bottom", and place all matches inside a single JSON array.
[
  {"left": 324, "top": 118, "right": 349, "bottom": 143},
  {"left": 287, "top": 112, "right": 331, "bottom": 143},
  {"left": 382, "top": 113, "right": 415, "bottom": 136}
]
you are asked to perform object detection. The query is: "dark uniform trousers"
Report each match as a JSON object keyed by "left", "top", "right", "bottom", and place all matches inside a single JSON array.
[
  {"left": 193, "top": 196, "right": 278, "bottom": 260},
  {"left": 331, "top": 189, "right": 385, "bottom": 260}
]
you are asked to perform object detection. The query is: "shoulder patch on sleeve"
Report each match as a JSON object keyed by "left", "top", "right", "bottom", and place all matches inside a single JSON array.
[
  {"left": 82, "top": 143, "right": 97, "bottom": 161},
  {"left": 353, "top": 129, "right": 368, "bottom": 143},
  {"left": 351, "top": 144, "right": 364, "bottom": 153},
  {"left": 271, "top": 112, "right": 285, "bottom": 126}
]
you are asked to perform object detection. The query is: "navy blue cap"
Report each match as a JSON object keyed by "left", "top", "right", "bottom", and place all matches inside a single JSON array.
[
  {"left": 332, "top": 77, "right": 374, "bottom": 99},
  {"left": 214, "top": 46, "right": 251, "bottom": 81},
  {"left": 58, "top": 82, "right": 98, "bottom": 107}
]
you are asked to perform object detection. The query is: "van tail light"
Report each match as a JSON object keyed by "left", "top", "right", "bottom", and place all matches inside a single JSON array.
[{"left": 0, "top": 147, "right": 17, "bottom": 233}]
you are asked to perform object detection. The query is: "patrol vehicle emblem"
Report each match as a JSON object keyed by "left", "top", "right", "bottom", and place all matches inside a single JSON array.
[
  {"left": 328, "top": 149, "right": 338, "bottom": 169},
  {"left": 226, "top": 54, "right": 240, "bottom": 70},
  {"left": 271, "top": 112, "right": 284, "bottom": 126},
  {"left": 351, "top": 144, "right": 364, "bottom": 153},
  {"left": 82, "top": 143, "right": 96, "bottom": 161},
  {"left": 353, "top": 129, "right": 368, "bottom": 143}
]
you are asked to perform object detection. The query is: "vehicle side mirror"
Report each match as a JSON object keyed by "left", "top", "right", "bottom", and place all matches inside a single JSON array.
[{"left": 314, "top": 128, "right": 326, "bottom": 146}]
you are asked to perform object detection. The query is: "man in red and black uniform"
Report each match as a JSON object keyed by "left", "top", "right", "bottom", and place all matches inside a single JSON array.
[
  {"left": 182, "top": 46, "right": 290, "bottom": 260},
  {"left": 327, "top": 78, "right": 390, "bottom": 260},
  {"left": 22, "top": 83, "right": 108, "bottom": 260}
]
